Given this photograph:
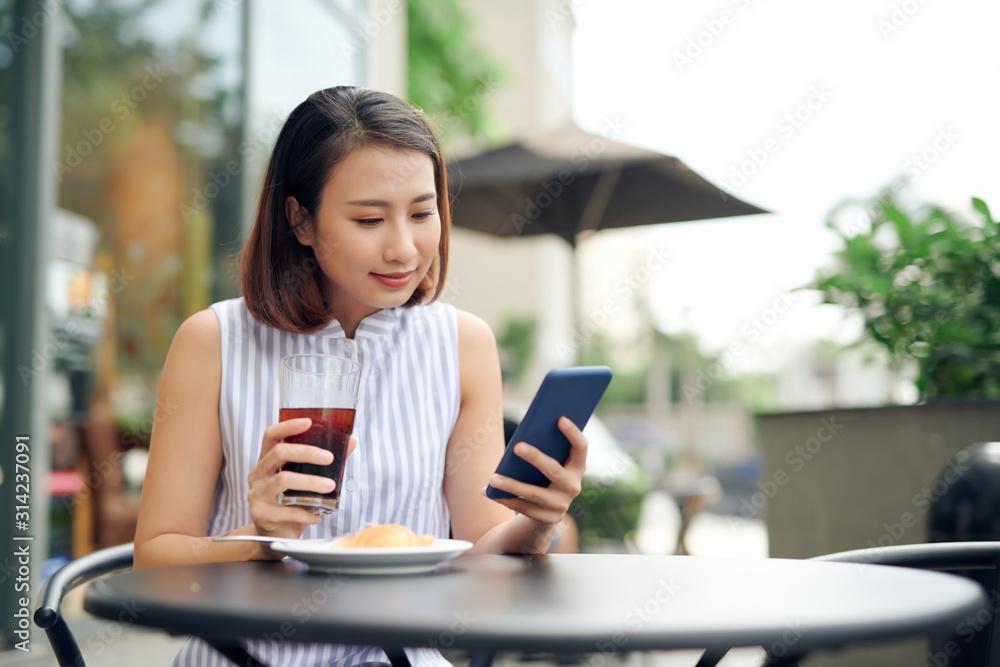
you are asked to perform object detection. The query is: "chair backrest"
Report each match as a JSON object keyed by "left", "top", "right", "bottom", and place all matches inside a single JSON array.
[
  {"left": 33, "top": 542, "right": 134, "bottom": 667},
  {"left": 812, "top": 541, "right": 1000, "bottom": 667}
]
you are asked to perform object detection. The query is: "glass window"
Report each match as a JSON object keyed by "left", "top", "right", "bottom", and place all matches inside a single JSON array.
[
  {"left": 45, "top": 0, "right": 371, "bottom": 560},
  {"left": 52, "top": 0, "right": 247, "bottom": 556},
  {"left": 250, "top": 0, "right": 364, "bottom": 119},
  {"left": 242, "top": 0, "right": 366, "bottom": 216}
]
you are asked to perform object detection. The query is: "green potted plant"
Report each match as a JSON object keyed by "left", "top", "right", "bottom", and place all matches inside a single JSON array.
[{"left": 810, "top": 191, "right": 1000, "bottom": 401}]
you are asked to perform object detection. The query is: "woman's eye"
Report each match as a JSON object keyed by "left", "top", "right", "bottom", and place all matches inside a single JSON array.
[
  {"left": 355, "top": 218, "right": 382, "bottom": 225},
  {"left": 412, "top": 211, "right": 436, "bottom": 220}
]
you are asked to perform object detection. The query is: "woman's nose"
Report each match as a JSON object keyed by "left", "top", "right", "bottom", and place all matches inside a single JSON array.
[{"left": 384, "top": 222, "right": 418, "bottom": 263}]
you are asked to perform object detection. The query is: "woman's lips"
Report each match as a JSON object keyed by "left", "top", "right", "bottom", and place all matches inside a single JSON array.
[{"left": 371, "top": 271, "right": 414, "bottom": 288}]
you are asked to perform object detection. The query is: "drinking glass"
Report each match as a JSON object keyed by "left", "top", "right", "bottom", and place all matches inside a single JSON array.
[{"left": 277, "top": 354, "right": 363, "bottom": 515}]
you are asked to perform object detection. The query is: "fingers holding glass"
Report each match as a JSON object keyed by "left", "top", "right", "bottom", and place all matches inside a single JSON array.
[{"left": 276, "top": 355, "right": 362, "bottom": 515}]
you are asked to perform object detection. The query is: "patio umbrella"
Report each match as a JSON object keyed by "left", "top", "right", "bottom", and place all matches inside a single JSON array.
[
  {"left": 446, "top": 125, "right": 769, "bottom": 363},
  {"left": 446, "top": 125, "right": 768, "bottom": 249}
]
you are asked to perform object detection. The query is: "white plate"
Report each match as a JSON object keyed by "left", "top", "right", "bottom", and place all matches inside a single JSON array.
[{"left": 271, "top": 538, "right": 473, "bottom": 575}]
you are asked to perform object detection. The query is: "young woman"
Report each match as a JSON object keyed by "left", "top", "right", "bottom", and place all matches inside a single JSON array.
[{"left": 133, "top": 86, "right": 588, "bottom": 667}]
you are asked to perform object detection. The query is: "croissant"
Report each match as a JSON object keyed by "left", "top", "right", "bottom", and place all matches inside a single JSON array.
[{"left": 332, "top": 523, "right": 435, "bottom": 549}]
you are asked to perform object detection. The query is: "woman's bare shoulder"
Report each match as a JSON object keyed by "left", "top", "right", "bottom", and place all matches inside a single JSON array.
[
  {"left": 455, "top": 308, "right": 496, "bottom": 351},
  {"left": 165, "top": 308, "right": 221, "bottom": 366},
  {"left": 454, "top": 309, "right": 501, "bottom": 400}
]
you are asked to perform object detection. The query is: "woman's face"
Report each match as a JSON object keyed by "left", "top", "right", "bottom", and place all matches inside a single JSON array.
[{"left": 289, "top": 146, "right": 441, "bottom": 331}]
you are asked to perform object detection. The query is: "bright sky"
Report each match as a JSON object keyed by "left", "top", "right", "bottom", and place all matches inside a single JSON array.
[{"left": 572, "top": 0, "right": 1000, "bottom": 371}]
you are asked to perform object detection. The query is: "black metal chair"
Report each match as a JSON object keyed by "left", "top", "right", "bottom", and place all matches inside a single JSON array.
[
  {"left": 811, "top": 541, "right": 1000, "bottom": 667},
  {"left": 33, "top": 541, "right": 135, "bottom": 667}
]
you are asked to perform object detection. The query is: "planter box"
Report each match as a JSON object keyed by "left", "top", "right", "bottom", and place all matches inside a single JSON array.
[
  {"left": 755, "top": 400, "right": 1000, "bottom": 559},
  {"left": 754, "top": 401, "right": 1000, "bottom": 667}
]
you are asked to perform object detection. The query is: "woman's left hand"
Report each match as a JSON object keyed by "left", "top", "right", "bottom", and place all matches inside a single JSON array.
[{"left": 486, "top": 416, "right": 588, "bottom": 526}]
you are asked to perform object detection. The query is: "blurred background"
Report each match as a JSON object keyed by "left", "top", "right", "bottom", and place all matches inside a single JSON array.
[{"left": 2, "top": 0, "right": 999, "bottom": 664}]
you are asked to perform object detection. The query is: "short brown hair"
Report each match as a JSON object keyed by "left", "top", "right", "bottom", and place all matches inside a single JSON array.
[{"left": 239, "top": 86, "right": 451, "bottom": 333}]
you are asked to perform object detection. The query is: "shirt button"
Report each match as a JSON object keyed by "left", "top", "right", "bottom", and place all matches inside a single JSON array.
[
  {"left": 345, "top": 479, "right": 357, "bottom": 492},
  {"left": 343, "top": 340, "right": 354, "bottom": 354}
]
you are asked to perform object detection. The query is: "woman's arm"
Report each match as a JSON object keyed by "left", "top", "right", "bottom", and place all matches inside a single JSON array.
[
  {"left": 445, "top": 311, "right": 587, "bottom": 554},
  {"left": 134, "top": 309, "right": 258, "bottom": 568},
  {"left": 133, "top": 309, "right": 341, "bottom": 569}
]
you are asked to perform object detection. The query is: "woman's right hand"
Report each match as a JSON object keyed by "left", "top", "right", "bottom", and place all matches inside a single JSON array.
[{"left": 246, "top": 418, "right": 356, "bottom": 553}]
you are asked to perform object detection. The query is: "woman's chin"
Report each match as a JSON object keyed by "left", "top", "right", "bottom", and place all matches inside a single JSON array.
[{"left": 370, "top": 290, "right": 416, "bottom": 310}]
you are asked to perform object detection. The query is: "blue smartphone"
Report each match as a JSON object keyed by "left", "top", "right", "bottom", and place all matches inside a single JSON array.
[{"left": 486, "top": 366, "right": 613, "bottom": 500}]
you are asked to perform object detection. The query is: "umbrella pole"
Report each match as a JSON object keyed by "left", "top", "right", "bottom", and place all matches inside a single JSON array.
[
  {"left": 568, "top": 168, "right": 620, "bottom": 365},
  {"left": 569, "top": 238, "right": 579, "bottom": 365}
]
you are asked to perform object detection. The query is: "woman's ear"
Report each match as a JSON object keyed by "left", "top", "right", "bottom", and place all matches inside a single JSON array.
[{"left": 285, "top": 196, "right": 313, "bottom": 246}]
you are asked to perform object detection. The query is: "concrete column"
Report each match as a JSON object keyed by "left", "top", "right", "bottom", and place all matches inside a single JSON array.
[
  {"left": 1, "top": 0, "right": 62, "bottom": 651},
  {"left": 365, "top": 0, "right": 408, "bottom": 99}
]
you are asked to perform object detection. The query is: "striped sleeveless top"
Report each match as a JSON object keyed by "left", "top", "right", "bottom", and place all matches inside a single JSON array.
[{"left": 169, "top": 298, "right": 460, "bottom": 667}]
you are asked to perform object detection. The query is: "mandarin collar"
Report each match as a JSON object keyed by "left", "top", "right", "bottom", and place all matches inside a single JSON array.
[{"left": 319, "top": 307, "right": 402, "bottom": 340}]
